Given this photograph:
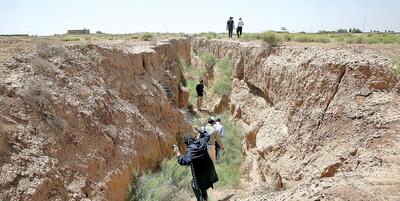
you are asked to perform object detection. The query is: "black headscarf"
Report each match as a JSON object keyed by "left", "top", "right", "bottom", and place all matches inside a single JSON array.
[{"left": 178, "top": 133, "right": 219, "bottom": 190}]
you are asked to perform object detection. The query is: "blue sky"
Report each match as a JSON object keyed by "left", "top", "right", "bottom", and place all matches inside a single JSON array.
[{"left": 1, "top": 0, "right": 399, "bottom": 35}]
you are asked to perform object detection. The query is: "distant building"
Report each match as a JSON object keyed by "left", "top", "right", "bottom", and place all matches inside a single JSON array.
[{"left": 67, "top": 28, "right": 90, "bottom": 35}]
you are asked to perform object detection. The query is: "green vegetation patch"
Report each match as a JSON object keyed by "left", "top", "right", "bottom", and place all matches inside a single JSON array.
[
  {"left": 291, "top": 34, "right": 331, "bottom": 43},
  {"left": 59, "top": 36, "right": 80, "bottom": 41},
  {"left": 128, "top": 159, "right": 192, "bottom": 201},
  {"left": 394, "top": 57, "right": 400, "bottom": 76},
  {"left": 259, "top": 32, "right": 282, "bottom": 47},
  {"left": 206, "top": 32, "right": 218, "bottom": 39},
  {"left": 238, "top": 32, "right": 400, "bottom": 45},
  {"left": 199, "top": 51, "right": 217, "bottom": 68},
  {"left": 181, "top": 59, "right": 205, "bottom": 107},
  {"left": 214, "top": 113, "right": 243, "bottom": 187},
  {"left": 141, "top": 32, "right": 154, "bottom": 41},
  {"left": 211, "top": 56, "right": 232, "bottom": 97},
  {"left": 129, "top": 113, "right": 243, "bottom": 200}
]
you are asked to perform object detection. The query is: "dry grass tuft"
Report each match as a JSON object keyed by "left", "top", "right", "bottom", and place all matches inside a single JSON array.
[
  {"left": 30, "top": 57, "right": 57, "bottom": 76},
  {"left": 25, "top": 82, "right": 53, "bottom": 112},
  {"left": 36, "top": 41, "right": 67, "bottom": 59},
  {"left": 43, "top": 111, "right": 69, "bottom": 133}
]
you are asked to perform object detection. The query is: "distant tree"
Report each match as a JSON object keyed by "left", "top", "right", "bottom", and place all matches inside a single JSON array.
[
  {"left": 318, "top": 30, "right": 330, "bottom": 34},
  {"left": 337, "top": 29, "right": 348, "bottom": 33},
  {"left": 280, "top": 27, "right": 287, "bottom": 32},
  {"left": 349, "top": 28, "right": 362, "bottom": 33}
]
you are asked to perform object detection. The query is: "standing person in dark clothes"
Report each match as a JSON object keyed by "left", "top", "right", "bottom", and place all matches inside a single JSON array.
[
  {"left": 237, "top": 18, "right": 244, "bottom": 38},
  {"left": 226, "top": 17, "right": 235, "bottom": 38},
  {"left": 173, "top": 132, "right": 219, "bottom": 201},
  {"left": 195, "top": 80, "right": 206, "bottom": 111}
]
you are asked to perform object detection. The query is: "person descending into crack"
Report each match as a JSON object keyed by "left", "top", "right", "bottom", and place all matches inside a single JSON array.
[
  {"left": 174, "top": 131, "right": 219, "bottom": 201},
  {"left": 204, "top": 117, "right": 224, "bottom": 161},
  {"left": 196, "top": 80, "right": 206, "bottom": 111},
  {"left": 213, "top": 118, "right": 225, "bottom": 161}
]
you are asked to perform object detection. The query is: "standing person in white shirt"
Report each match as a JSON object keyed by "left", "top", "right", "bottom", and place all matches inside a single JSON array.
[
  {"left": 236, "top": 18, "right": 244, "bottom": 38},
  {"left": 214, "top": 118, "right": 225, "bottom": 161},
  {"left": 204, "top": 117, "right": 224, "bottom": 162}
]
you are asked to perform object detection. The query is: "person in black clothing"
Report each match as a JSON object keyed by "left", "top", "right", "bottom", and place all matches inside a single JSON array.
[
  {"left": 226, "top": 17, "right": 235, "bottom": 38},
  {"left": 195, "top": 80, "right": 206, "bottom": 111},
  {"left": 173, "top": 132, "right": 219, "bottom": 201}
]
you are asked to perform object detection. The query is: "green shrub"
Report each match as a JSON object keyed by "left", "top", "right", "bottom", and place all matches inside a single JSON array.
[
  {"left": 317, "top": 36, "right": 331, "bottom": 43},
  {"left": 212, "top": 77, "right": 231, "bottom": 96},
  {"left": 259, "top": 32, "right": 282, "bottom": 47},
  {"left": 394, "top": 57, "right": 400, "bottom": 76},
  {"left": 335, "top": 37, "right": 345, "bottom": 42},
  {"left": 188, "top": 103, "right": 195, "bottom": 113},
  {"left": 382, "top": 34, "right": 400, "bottom": 44},
  {"left": 160, "top": 159, "right": 192, "bottom": 187},
  {"left": 282, "top": 33, "right": 293, "bottom": 42},
  {"left": 292, "top": 35, "right": 314, "bottom": 43},
  {"left": 215, "top": 163, "right": 241, "bottom": 187},
  {"left": 365, "top": 35, "right": 380, "bottom": 44},
  {"left": 291, "top": 34, "right": 330, "bottom": 43},
  {"left": 182, "top": 57, "right": 206, "bottom": 108},
  {"left": 183, "top": 60, "right": 205, "bottom": 80},
  {"left": 215, "top": 56, "right": 231, "bottom": 74},
  {"left": 186, "top": 79, "right": 197, "bottom": 107},
  {"left": 345, "top": 36, "right": 365, "bottom": 44},
  {"left": 130, "top": 158, "right": 192, "bottom": 201},
  {"left": 206, "top": 32, "right": 218, "bottom": 39},
  {"left": 212, "top": 56, "right": 232, "bottom": 97},
  {"left": 228, "top": 32, "right": 400, "bottom": 44},
  {"left": 59, "top": 36, "right": 80, "bottom": 41},
  {"left": 240, "top": 33, "right": 258, "bottom": 41},
  {"left": 130, "top": 112, "right": 243, "bottom": 199},
  {"left": 199, "top": 51, "right": 216, "bottom": 68},
  {"left": 141, "top": 32, "right": 153, "bottom": 41},
  {"left": 214, "top": 113, "right": 243, "bottom": 187}
]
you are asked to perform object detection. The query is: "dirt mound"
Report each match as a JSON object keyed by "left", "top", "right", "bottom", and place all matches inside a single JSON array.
[
  {"left": 0, "top": 39, "right": 192, "bottom": 201},
  {"left": 193, "top": 38, "right": 400, "bottom": 200}
]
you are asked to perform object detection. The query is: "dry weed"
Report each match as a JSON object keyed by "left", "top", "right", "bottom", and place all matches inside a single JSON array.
[
  {"left": 36, "top": 41, "right": 67, "bottom": 59},
  {"left": 42, "top": 111, "right": 69, "bottom": 133},
  {"left": 30, "top": 57, "right": 57, "bottom": 76},
  {"left": 25, "top": 82, "right": 52, "bottom": 111}
]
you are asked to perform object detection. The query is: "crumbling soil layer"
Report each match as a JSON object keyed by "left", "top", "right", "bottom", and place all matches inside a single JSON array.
[
  {"left": 192, "top": 38, "right": 400, "bottom": 200},
  {"left": 0, "top": 39, "right": 192, "bottom": 201}
]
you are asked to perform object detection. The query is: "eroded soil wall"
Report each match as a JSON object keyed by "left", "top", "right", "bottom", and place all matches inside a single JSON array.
[
  {"left": 192, "top": 38, "right": 400, "bottom": 200},
  {"left": 0, "top": 39, "right": 191, "bottom": 201}
]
